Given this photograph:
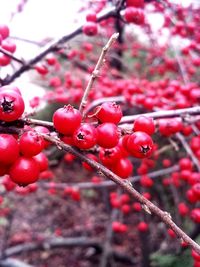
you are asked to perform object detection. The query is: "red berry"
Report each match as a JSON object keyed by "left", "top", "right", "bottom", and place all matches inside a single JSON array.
[
  {"left": 137, "top": 222, "right": 149, "bottom": 232},
  {"left": 0, "top": 134, "right": 19, "bottom": 165},
  {"left": 53, "top": 105, "right": 82, "bottom": 135},
  {"left": 33, "top": 152, "right": 49, "bottom": 172},
  {"left": 0, "top": 90, "right": 25, "bottom": 121},
  {"left": 99, "top": 146, "right": 122, "bottom": 166},
  {"left": 0, "top": 24, "right": 9, "bottom": 39},
  {"left": 73, "top": 123, "right": 97, "bottom": 149},
  {"left": 126, "top": 0, "right": 144, "bottom": 8},
  {"left": 124, "top": 7, "right": 145, "bottom": 24},
  {"left": 9, "top": 157, "right": 40, "bottom": 186},
  {"left": 86, "top": 12, "right": 97, "bottom": 22},
  {"left": 191, "top": 208, "right": 200, "bottom": 223},
  {"left": 133, "top": 116, "right": 155, "bottom": 135},
  {"left": 19, "top": 131, "right": 44, "bottom": 157},
  {"left": 83, "top": 22, "right": 98, "bottom": 36},
  {"left": 96, "top": 102, "right": 122, "bottom": 124},
  {"left": 126, "top": 131, "right": 154, "bottom": 158},
  {"left": 112, "top": 158, "right": 133, "bottom": 179},
  {"left": 97, "top": 123, "right": 119, "bottom": 148}
]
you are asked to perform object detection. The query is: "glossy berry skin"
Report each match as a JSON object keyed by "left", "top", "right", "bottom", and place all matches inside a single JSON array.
[
  {"left": 9, "top": 157, "right": 40, "bottom": 186},
  {"left": 124, "top": 7, "right": 145, "bottom": 25},
  {"left": 0, "top": 134, "right": 19, "bottom": 165},
  {"left": 99, "top": 146, "right": 122, "bottom": 166},
  {"left": 192, "top": 250, "right": 200, "bottom": 261},
  {"left": 97, "top": 123, "right": 119, "bottom": 149},
  {"left": 96, "top": 102, "right": 122, "bottom": 124},
  {"left": 82, "top": 22, "right": 98, "bottom": 36},
  {"left": 19, "top": 131, "right": 44, "bottom": 157},
  {"left": 73, "top": 123, "right": 97, "bottom": 149},
  {"left": 112, "top": 158, "right": 133, "bottom": 179},
  {"left": 33, "top": 152, "right": 49, "bottom": 172},
  {"left": 126, "top": 131, "right": 154, "bottom": 158},
  {"left": 53, "top": 105, "right": 82, "bottom": 135},
  {"left": 0, "top": 90, "right": 25, "bottom": 121},
  {"left": 133, "top": 116, "right": 155, "bottom": 135}
]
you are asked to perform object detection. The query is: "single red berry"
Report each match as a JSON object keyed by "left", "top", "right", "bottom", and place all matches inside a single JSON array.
[
  {"left": 132, "top": 202, "right": 141, "bottom": 212},
  {"left": 53, "top": 105, "right": 82, "bottom": 135},
  {"left": 83, "top": 22, "right": 98, "bottom": 36},
  {"left": 97, "top": 123, "right": 119, "bottom": 148},
  {"left": 133, "top": 116, "right": 155, "bottom": 135},
  {"left": 96, "top": 102, "right": 122, "bottom": 124},
  {"left": 137, "top": 222, "right": 149, "bottom": 232},
  {"left": 0, "top": 134, "right": 19, "bottom": 165},
  {"left": 19, "top": 131, "right": 44, "bottom": 157},
  {"left": 9, "top": 157, "right": 40, "bottom": 186},
  {"left": 191, "top": 208, "right": 200, "bottom": 223},
  {"left": 73, "top": 123, "right": 97, "bottom": 149},
  {"left": 35, "top": 64, "right": 49, "bottom": 75},
  {"left": 112, "top": 158, "right": 133, "bottom": 179},
  {"left": 126, "top": 131, "right": 154, "bottom": 158},
  {"left": 167, "top": 229, "right": 176, "bottom": 238},
  {"left": 0, "top": 89, "right": 25, "bottom": 121},
  {"left": 0, "top": 24, "right": 9, "bottom": 39},
  {"left": 1, "top": 40, "right": 16, "bottom": 53},
  {"left": 99, "top": 146, "right": 122, "bottom": 166},
  {"left": 192, "top": 250, "right": 200, "bottom": 261},
  {"left": 140, "top": 175, "right": 154, "bottom": 187},
  {"left": 179, "top": 157, "right": 193, "bottom": 171},
  {"left": 178, "top": 202, "right": 189, "bottom": 217},
  {"left": 124, "top": 7, "right": 145, "bottom": 24},
  {"left": 86, "top": 12, "right": 97, "bottom": 22},
  {"left": 33, "top": 152, "right": 48, "bottom": 172}
]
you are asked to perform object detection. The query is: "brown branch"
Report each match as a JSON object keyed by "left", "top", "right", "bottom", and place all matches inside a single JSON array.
[
  {"left": 120, "top": 106, "right": 200, "bottom": 124},
  {"left": 40, "top": 165, "right": 179, "bottom": 190},
  {"left": 1, "top": 7, "right": 118, "bottom": 86},
  {"left": 40, "top": 133, "right": 200, "bottom": 254},
  {"left": 0, "top": 48, "right": 24, "bottom": 65},
  {"left": 79, "top": 33, "right": 119, "bottom": 116}
]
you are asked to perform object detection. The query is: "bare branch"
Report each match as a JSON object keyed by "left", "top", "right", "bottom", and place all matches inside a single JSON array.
[{"left": 79, "top": 33, "right": 119, "bottom": 116}]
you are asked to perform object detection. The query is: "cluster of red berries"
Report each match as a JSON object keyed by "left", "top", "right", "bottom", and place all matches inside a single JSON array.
[
  {"left": 0, "top": 86, "right": 49, "bottom": 186},
  {"left": 53, "top": 102, "right": 154, "bottom": 179},
  {"left": 0, "top": 24, "right": 17, "bottom": 66},
  {"left": 124, "top": 0, "right": 145, "bottom": 25}
]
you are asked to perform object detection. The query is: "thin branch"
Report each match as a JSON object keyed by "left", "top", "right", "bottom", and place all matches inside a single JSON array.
[
  {"left": 1, "top": 7, "right": 118, "bottom": 86},
  {"left": 79, "top": 33, "right": 119, "bottom": 115},
  {"left": 99, "top": 208, "right": 119, "bottom": 267},
  {"left": 0, "top": 48, "right": 24, "bottom": 65},
  {"left": 176, "top": 133, "right": 200, "bottom": 173},
  {"left": 40, "top": 165, "right": 179, "bottom": 190},
  {"left": 120, "top": 106, "right": 200, "bottom": 124},
  {"left": 40, "top": 133, "right": 200, "bottom": 254}
]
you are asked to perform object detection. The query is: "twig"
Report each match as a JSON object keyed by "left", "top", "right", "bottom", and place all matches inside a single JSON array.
[
  {"left": 79, "top": 33, "right": 119, "bottom": 116},
  {"left": 176, "top": 132, "right": 200, "bottom": 172},
  {"left": 120, "top": 106, "right": 200, "bottom": 124},
  {"left": 0, "top": 48, "right": 24, "bottom": 65},
  {"left": 40, "top": 165, "right": 179, "bottom": 190},
  {"left": 40, "top": 133, "right": 200, "bottom": 254},
  {"left": 1, "top": 7, "right": 118, "bottom": 86},
  {"left": 99, "top": 208, "right": 119, "bottom": 267}
]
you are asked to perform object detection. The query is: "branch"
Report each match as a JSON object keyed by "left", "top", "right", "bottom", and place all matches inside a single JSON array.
[
  {"left": 40, "top": 133, "right": 200, "bottom": 254},
  {"left": 2, "top": 7, "right": 118, "bottom": 86},
  {"left": 0, "top": 259, "right": 33, "bottom": 267},
  {"left": 79, "top": 32, "right": 119, "bottom": 116},
  {"left": 0, "top": 48, "right": 24, "bottom": 65},
  {"left": 120, "top": 106, "right": 200, "bottom": 124},
  {"left": 40, "top": 165, "right": 179, "bottom": 190}
]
